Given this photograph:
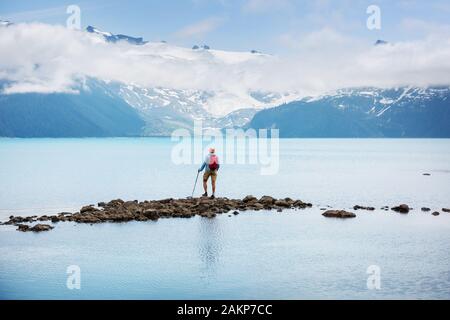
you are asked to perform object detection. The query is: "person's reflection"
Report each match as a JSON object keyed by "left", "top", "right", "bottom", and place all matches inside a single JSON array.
[{"left": 198, "top": 217, "right": 222, "bottom": 278}]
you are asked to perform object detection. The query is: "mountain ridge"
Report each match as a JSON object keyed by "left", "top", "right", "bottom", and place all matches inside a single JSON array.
[{"left": 248, "top": 87, "right": 450, "bottom": 138}]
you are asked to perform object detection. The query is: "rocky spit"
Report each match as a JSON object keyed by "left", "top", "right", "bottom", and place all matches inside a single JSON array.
[{"left": 0, "top": 196, "right": 449, "bottom": 232}]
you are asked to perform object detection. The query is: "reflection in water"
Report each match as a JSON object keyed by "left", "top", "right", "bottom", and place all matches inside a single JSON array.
[{"left": 198, "top": 217, "right": 223, "bottom": 278}]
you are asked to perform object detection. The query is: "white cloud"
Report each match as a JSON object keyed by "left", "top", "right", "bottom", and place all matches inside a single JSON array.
[
  {"left": 174, "top": 17, "right": 225, "bottom": 38},
  {"left": 1, "top": 22, "right": 450, "bottom": 102}
]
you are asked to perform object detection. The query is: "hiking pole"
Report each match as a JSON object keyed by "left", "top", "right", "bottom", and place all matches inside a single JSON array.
[{"left": 191, "top": 171, "right": 200, "bottom": 198}]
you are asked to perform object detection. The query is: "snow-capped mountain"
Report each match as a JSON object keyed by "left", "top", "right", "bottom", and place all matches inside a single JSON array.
[
  {"left": 82, "top": 24, "right": 301, "bottom": 120},
  {"left": 0, "top": 20, "right": 300, "bottom": 136},
  {"left": 249, "top": 87, "right": 450, "bottom": 137},
  {"left": 1, "top": 22, "right": 302, "bottom": 131},
  {"left": 86, "top": 26, "right": 148, "bottom": 45},
  {"left": 374, "top": 39, "right": 388, "bottom": 46},
  {"left": 3, "top": 22, "right": 448, "bottom": 137},
  {"left": 0, "top": 20, "right": 12, "bottom": 27},
  {"left": 87, "top": 79, "right": 291, "bottom": 135}
]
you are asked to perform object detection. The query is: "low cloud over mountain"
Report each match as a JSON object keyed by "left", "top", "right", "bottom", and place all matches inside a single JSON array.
[{"left": 1, "top": 22, "right": 450, "bottom": 110}]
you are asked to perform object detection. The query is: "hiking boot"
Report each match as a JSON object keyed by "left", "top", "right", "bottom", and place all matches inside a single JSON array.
[
  {"left": 210, "top": 194, "right": 215, "bottom": 199},
  {"left": 202, "top": 192, "right": 208, "bottom": 197}
]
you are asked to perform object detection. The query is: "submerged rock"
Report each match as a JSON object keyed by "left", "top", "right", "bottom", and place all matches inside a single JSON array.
[
  {"left": 353, "top": 205, "right": 375, "bottom": 211},
  {"left": 322, "top": 210, "right": 356, "bottom": 218}
]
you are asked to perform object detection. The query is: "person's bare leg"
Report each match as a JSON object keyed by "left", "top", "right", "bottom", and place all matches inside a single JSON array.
[
  {"left": 203, "top": 173, "right": 208, "bottom": 195},
  {"left": 211, "top": 175, "right": 216, "bottom": 195}
]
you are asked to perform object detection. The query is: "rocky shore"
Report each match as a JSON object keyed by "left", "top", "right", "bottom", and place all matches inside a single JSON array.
[{"left": 1, "top": 196, "right": 449, "bottom": 232}]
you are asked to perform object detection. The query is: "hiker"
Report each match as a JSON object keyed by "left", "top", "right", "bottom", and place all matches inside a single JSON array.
[{"left": 198, "top": 148, "right": 220, "bottom": 198}]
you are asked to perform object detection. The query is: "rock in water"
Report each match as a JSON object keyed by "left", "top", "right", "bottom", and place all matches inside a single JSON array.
[
  {"left": 80, "top": 205, "right": 98, "bottom": 213},
  {"left": 259, "top": 196, "right": 275, "bottom": 205},
  {"left": 32, "top": 224, "right": 54, "bottom": 232},
  {"left": 353, "top": 205, "right": 375, "bottom": 211},
  {"left": 16, "top": 224, "right": 30, "bottom": 232},
  {"left": 243, "top": 195, "right": 257, "bottom": 203},
  {"left": 443, "top": 208, "right": 450, "bottom": 213},
  {"left": 3, "top": 195, "right": 316, "bottom": 232},
  {"left": 274, "top": 200, "right": 290, "bottom": 208},
  {"left": 17, "top": 224, "right": 54, "bottom": 232},
  {"left": 421, "top": 207, "right": 431, "bottom": 212},
  {"left": 432, "top": 211, "right": 440, "bottom": 216},
  {"left": 322, "top": 210, "right": 356, "bottom": 218},
  {"left": 391, "top": 204, "right": 410, "bottom": 213}
]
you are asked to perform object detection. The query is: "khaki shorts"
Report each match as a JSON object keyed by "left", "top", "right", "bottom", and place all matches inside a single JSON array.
[{"left": 203, "top": 170, "right": 217, "bottom": 183}]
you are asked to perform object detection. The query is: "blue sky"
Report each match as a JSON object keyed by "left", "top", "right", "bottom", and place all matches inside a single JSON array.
[{"left": 1, "top": 0, "right": 450, "bottom": 54}]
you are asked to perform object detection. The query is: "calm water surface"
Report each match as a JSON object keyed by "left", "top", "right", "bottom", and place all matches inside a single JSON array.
[{"left": 0, "top": 138, "right": 449, "bottom": 299}]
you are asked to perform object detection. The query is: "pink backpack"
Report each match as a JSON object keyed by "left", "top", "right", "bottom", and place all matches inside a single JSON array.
[{"left": 208, "top": 154, "right": 219, "bottom": 171}]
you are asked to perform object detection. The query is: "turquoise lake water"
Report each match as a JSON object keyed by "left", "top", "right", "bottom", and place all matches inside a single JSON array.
[{"left": 0, "top": 138, "right": 450, "bottom": 299}]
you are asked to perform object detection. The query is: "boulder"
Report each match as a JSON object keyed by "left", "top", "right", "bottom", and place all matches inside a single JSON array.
[
  {"left": 243, "top": 195, "right": 257, "bottom": 203},
  {"left": 16, "top": 224, "right": 30, "bottom": 232},
  {"left": 284, "top": 198, "right": 295, "bottom": 204},
  {"left": 143, "top": 209, "right": 160, "bottom": 220},
  {"left": 293, "top": 200, "right": 311, "bottom": 209},
  {"left": 274, "top": 200, "right": 290, "bottom": 208},
  {"left": 259, "top": 196, "right": 275, "bottom": 205},
  {"left": 18, "top": 224, "right": 54, "bottom": 232},
  {"left": 7, "top": 216, "right": 34, "bottom": 224},
  {"left": 31, "top": 224, "right": 54, "bottom": 232},
  {"left": 252, "top": 203, "right": 264, "bottom": 210},
  {"left": 391, "top": 204, "right": 410, "bottom": 214},
  {"left": 108, "top": 199, "right": 125, "bottom": 207},
  {"left": 80, "top": 205, "right": 98, "bottom": 213},
  {"left": 322, "top": 210, "right": 356, "bottom": 218}
]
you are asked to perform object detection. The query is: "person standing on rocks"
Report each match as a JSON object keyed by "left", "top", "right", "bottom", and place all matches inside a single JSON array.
[{"left": 198, "top": 148, "right": 220, "bottom": 198}]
